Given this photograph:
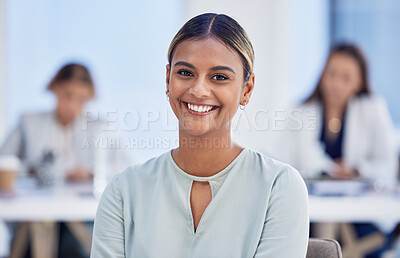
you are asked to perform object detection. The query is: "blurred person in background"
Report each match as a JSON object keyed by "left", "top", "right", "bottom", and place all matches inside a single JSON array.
[
  {"left": 279, "top": 44, "right": 398, "bottom": 187},
  {"left": 2, "top": 63, "right": 97, "bottom": 182},
  {"left": 277, "top": 44, "right": 398, "bottom": 257},
  {"left": 0, "top": 63, "right": 127, "bottom": 258}
]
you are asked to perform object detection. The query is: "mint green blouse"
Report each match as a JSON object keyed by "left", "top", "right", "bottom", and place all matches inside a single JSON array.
[{"left": 91, "top": 148, "right": 309, "bottom": 258}]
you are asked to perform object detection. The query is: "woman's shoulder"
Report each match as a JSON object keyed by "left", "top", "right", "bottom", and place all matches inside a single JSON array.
[
  {"left": 349, "top": 94, "right": 391, "bottom": 120},
  {"left": 18, "top": 111, "right": 54, "bottom": 127},
  {"left": 288, "top": 101, "right": 321, "bottom": 126},
  {"left": 20, "top": 111, "right": 53, "bottom": 121},
  {"left": 351, "top": 94, "right": 388, "bottom": 108},
  {"left": 112, "top": 151, "right": 171, "bottom": 184},
  {"left": 241, "top": 149, "right": 308, "bottom": 202},
  {"left": 244, "top": 148, "right": 306, "bottom": 185}
]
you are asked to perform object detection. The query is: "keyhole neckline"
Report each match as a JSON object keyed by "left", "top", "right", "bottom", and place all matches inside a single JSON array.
[{"left": 168, "top": 148, "right": 247, "bottom": 182}]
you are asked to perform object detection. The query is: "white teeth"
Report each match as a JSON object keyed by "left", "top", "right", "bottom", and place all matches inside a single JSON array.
[{"left": 187, "top": 103, "right": 214, "bottom": 113}]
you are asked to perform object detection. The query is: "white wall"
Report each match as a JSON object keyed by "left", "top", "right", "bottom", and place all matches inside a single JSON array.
[
  {"left": 287, "top": 0, "right": 331, "bottom": 103},
  {"left": 3, "top": 0, "right": 185, "bottom": 163}
]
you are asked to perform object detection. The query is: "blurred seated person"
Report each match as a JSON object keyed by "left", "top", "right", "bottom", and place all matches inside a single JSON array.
[
  {"left": 1, "top": 63, "right": 113, "bottom": 183},
  {"left": 0, "top": 63, "right": 126, "bottom": 258},
  {"left": 276, "top": 43, "right": 398, "bottom": 258},
  {"left": 278, "top": 43, "right": 398, "bottom": 190}
]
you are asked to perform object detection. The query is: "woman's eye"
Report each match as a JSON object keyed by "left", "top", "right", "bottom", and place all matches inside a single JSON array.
[
  {"left": 177, "top": 70, "right": 193, "bottom": 77},
  {"left": 212, "top": 74, "right": 229, "bottom": 81}
]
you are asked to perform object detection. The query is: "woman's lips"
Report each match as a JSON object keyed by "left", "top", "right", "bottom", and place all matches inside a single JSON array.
[{"left": 182, "top": 101, "right": 219, "bottom": 116}]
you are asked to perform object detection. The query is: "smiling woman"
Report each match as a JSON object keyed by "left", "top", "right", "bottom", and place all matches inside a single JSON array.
[{"left": 91, "top": 13, "right": 309, "bottom": 258}]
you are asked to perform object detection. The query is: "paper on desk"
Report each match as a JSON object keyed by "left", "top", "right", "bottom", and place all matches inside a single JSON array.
[{"left": 307, "top": 180, "right": 369, "bottom": 196}]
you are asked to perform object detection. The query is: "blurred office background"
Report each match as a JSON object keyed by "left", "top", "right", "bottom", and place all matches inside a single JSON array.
[
  {"left": 1, "top": 0, "right": 400, "bottom": 257},
  {"left": 1, "top": 0, "right": 399, "bottom": 163}
]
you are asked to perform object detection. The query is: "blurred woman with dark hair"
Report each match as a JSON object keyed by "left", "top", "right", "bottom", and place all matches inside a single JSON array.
[
  {"left": 280, "top": 43, "right": 397, "bottom": 189},
  {"left": 277, "top": 43, "right": 398, "bottom": 257}
]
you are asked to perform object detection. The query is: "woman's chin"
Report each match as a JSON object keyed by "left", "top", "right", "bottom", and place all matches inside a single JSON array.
[
  {"left": 181, "top": 127, "right": 211, "bottom": 137},
  {"left": 180, "top": 125, "right": 229, "bottom": 138}
]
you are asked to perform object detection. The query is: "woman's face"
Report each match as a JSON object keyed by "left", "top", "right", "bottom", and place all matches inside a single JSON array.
[
  {"left": 321, "top": 53, "right": 362, "bottom": 107},
  {"left": 166, "top": 38, "right": 254, "bottom": 137},
  {"left": 54, "top": 81, "right": 92, "bottom": 125}
]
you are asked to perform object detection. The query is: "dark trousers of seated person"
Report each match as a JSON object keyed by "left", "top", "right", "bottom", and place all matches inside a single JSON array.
[
  {"left": 22, "top": 222, "right": 89, "bottom": 258},
  {"left": 355, "top": 223, "right": 395, "bottom": 258},
  {"left": 310, "top": 222, "right": 395, "bottom": 258}
]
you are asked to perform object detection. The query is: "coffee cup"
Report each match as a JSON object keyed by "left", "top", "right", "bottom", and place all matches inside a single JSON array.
[{"left": 0, "top": 155, "right": 20, "bottom": 192}]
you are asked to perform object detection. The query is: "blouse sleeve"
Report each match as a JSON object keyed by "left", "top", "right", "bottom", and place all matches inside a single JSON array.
[
  {"left": 91, "top": 174, "right": 126, "bottom": 258},
  {"left": 254, "top": 168, "right": 309, "bottom": 258}
]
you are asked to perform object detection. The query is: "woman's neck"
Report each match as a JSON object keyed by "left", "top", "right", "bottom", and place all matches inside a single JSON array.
[
  {"left": 324, "top": 102, "right": 346, "bottom": 120},
  {"left": 172, "top": 129, "right": 243, "bottom": 177},
  {"left": 55, "top": 109, "right": 73, "bottom": 127}
]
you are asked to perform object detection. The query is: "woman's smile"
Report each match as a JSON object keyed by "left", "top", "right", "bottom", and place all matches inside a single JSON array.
[{"left": 182, "top": 101, "right": 220, "bottom": 116}]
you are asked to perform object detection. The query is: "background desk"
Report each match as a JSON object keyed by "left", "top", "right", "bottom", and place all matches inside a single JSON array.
[
  {"left": 0, "top": 181, "right": 98, "bottom": 258},
  {"left": 309, "top": 191, "right": 400, "bottom": 258},
  {"left": 2, "top": 185, "right": 400, "bottom": 225},
  {"left": 1, "top": 182, "right": 400, "bottom": 258},
  {"left": 0, "top": 187, "right": 98, "bottom": 222},
  {"left": 309, "top": 193, "right": 400, "bottom": 223}
]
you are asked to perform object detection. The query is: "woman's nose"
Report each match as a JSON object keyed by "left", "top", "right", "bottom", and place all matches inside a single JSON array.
[{"left": 188, "top": 78, "right": 211, "bottom": 98}]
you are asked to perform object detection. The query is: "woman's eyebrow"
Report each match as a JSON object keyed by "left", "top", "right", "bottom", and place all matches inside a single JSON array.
[
  {"left": 210, "top": 66, "right": 236, "bottom": 75},
  {"left": 173, "top": 61, "right": 195, "bottom": 69},
  {"left": 173, "top": 62, "right": 235, "bottom": 75}
]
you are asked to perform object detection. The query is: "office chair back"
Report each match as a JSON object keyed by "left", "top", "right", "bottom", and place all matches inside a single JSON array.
[{"left": 306, "top": 238, "right": 343, "bottom": 258}]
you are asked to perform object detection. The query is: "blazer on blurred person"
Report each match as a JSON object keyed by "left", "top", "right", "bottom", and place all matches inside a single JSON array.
[
  {"left": 0, "top": 110, "right": 108, "bottom": 178},
  {"left": 281, "top": 94, "right": 398, "bottom": 187}
]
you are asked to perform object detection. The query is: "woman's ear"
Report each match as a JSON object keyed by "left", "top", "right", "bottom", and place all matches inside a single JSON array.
[
  {"left": 242, "top": 73, "right": 255, "bottom": 103},
  {"left": 166, "top": 64, "right": 171, "bottom": 93}
]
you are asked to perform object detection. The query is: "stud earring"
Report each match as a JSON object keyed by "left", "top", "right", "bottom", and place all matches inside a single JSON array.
[
  {"left": 240, "top": 99, "right": 247, "bottom": 110},
  {"left": 166, "top": 89, "right": 169, "bottom": 101}
]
